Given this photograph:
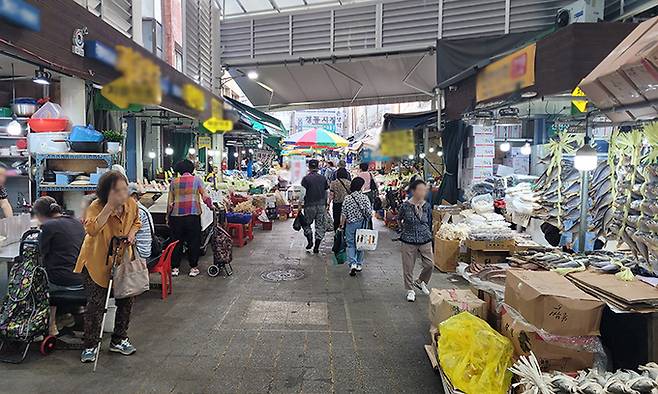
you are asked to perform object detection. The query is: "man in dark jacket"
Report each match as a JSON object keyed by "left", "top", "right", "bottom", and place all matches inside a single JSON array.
[{"left": 301, "top": 159, "right": 329, "bottom": 253}]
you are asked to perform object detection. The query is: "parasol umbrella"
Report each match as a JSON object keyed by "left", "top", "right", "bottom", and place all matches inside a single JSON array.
[{"left": 284, "top": 128, "right": 349, "bottom": 148}]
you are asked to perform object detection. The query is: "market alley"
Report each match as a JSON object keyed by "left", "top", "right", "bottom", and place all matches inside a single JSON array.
[{"left": 0, "top": 220, "right": 449, "bottom": 393}]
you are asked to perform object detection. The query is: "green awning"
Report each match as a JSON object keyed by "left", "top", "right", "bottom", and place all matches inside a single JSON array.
[{"left": 224, "top": 96, "right": 287, "bottom": 137}]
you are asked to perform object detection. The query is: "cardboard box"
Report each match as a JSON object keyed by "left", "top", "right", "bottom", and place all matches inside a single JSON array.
[
  {"left": 500, "top": 304, "right": 596, "bottom": 372},
  {"left": 466, "top": 239, "right": 516, "bottom": 251},
  {"left": 429, "top": 288, "right": 487, "bottom": 328},
  {"left": 477, "top": 289, "right": 503, "bottom": 331},
  {"left": 434, "top": 237, "right": 461, "bottom": 272},
  {"left": 470, "top": 250, "right": 509, "bottom": 265},
  {"left": 504, "top": 270, "right": 604, "bottom": 336}
]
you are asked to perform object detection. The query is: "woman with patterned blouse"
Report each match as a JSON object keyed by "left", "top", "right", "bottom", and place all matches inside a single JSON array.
[{"left": 340, "top": 177, "right": 372, "bottom": 277}]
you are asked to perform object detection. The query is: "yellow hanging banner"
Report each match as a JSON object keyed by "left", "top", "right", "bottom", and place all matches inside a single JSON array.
[
  {"left": 380, "top": 129, "right": 415, "bottom": 158},
  {"left": 476, "top": 44, "right": 536, "bottom": 102},
  {"left": 102, "top": 46, "right": 162, "bottom": 108},
  {"left": 203, "top": 98, "right": 233, "bottom": 133}
]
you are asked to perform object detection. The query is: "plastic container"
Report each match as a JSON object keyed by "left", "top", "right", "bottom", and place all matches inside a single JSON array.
[
  {"left": 28, "top": 118, "right": 68, "bottom": 132},
  {"left": 70, "top": 140, "right": 105, "bottom": 153},
  {"left": 31, "top": 101, "right": 63, "bottom": 119},
  {"left": 226, "top": 212, "right": 252, "bottom": 224},
  {"left": 0, "top": 107, "right": 12, "bottom": 117},
  {"left": 70, "top": 124, "right": 103, "bottom": 142},
  {"left": 28, "top": 132, "right": 70, "bottom": 154}
]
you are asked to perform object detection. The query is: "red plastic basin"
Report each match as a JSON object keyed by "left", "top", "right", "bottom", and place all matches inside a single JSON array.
[{"left": 28, "top": 118, "right": 68, "bottom": 132}]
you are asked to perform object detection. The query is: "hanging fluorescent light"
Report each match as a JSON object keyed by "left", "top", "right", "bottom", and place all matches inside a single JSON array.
[
  {"left": 188, "top": 147, "right": 196, "bottom": 155},
  {"left": 6, "top": 117, "right": 21, "bottom": 136},
  {"left": 148, "top": 151, "right": 156, "bottom": 159},
  {"left": 499, "top": 140, "right": 511, "bottom": 152},
  {"left": 247, "top": 71, "right": 259, "bottom": 80},
  {"left": 520, "top": 141, "right": 532, "bottom": 156},
  {"left": 574, "top": 137, "right": 598, "bottom": 171},
  {"left": 33, "top": 68, "right": 51, "bottom": 85},
  {"left": 165, "top": 146, "right": 174, "bottom": 156}
]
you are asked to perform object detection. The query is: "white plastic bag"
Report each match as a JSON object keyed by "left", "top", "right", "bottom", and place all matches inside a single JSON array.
[{"left": 356, "top": 228, "right": 378, "bottom": 251}]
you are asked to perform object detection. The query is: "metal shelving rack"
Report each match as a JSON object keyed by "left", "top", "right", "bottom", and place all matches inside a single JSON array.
[{"left": 34, "top": 152, "right": 113, "bottom": 196}]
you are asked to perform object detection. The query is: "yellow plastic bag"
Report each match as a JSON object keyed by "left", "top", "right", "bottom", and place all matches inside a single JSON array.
[{"left": 438, "top": 312, "right": 513, "bottom": 394}]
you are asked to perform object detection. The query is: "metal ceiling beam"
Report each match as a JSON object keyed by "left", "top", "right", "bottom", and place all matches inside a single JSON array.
[
  {"left": 234, "top": 0, "right": 247, "bottom": 13},
  {"left": 268, "top": 0, "right": 280, "bottom": 12}
]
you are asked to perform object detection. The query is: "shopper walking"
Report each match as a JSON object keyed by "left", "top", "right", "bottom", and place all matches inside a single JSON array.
[
  {"left": 341, "top": 177, "right": 372, "bottom": 276},
  {"left": 33, "top": 196, "right": 85, "bottom": 337},
  {"left": 74, "top": 171, "right": 141, "bottom": 363},
  {"left": 300, "top": 159, "right": 329, "bottom": 253},
  {"left": 168, "top": 159, "right": 213, "bottom": 277},
  {"left": 329, "top": 168, "right": 351, "bottom": 231},
  {"left": 398, "top": 179, "right": 434, "bottom": 302}
]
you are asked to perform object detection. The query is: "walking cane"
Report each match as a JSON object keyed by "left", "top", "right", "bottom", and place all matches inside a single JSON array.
[{"left": 93, "top": 236, "right": 126, "bottom": 372}]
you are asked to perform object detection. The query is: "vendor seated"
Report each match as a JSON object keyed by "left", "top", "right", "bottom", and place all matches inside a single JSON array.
[{"left": 33, "top": 196, "right": 85, "bottom": 336}]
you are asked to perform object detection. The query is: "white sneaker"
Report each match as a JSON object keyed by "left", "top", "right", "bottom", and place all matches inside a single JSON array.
[
  {"left": 414, "top": 281, "right": 430, "bottom": 296},
  {"left": 406, "top": 290, "right": 416, "bottom": 302},
  {"left": 171, "top": 268, "right": 179, "bottom": 277},
  {"left": 349, "top": 264, "right": 357, "bottom": 276},
  {"left": 355, "top": 265, "right": 363, "bottom": 272},
  {"left": 189, "top": 268, "right": 200, "bottom": 277}
]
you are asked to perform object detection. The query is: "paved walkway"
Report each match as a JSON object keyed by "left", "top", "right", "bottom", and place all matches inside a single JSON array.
[{"left": 1, "top": 220, "right": 453, "bottom": 393}]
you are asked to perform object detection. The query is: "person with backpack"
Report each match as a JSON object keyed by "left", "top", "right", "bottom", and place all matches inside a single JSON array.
[
  {"left": 340, "top": 177, "right": 372, "bottom": 277},
  {"left": 398, "top": 179, "right": 434, "bottom": 303}
]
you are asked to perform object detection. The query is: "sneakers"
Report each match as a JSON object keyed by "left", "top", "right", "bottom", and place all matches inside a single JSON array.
[
  {"left": 406, "top": 290, "right": 416, "bottom": 302},
  {"left": 349, "top": 264, "right": 358, "bottom": 276},
  {"left": 109, "top": 339, "right": 137, "bottom": 356},
  {"left": 305, "top": 235, "right": 313, "bottom": 251},
  {"left": 171, "top": 268, "right": 180, "bottom": 277},
  {"left": 413, "top": 281, "right": 430, "bottom": 296},
  {"left": 189, "top": 267, "right": 200, "bottom": 277},
  {"left": 313, "top": 239, "right": 321, "bottom": 254},
  {"left": 355, "top": 265, "right": 363, "bottom": 272},
  {"left": 81, "top": 347, "right": 97, "bottom": 363}
]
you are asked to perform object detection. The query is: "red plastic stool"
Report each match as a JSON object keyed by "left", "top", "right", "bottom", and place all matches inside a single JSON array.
[
  {"left": 244, "top": 220, "right": 254, "bottom": 240},
  {"left": 226, "top": 222, "right": 247, "bottom": 247}
]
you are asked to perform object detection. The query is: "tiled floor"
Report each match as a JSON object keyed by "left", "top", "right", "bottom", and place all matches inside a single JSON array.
[{"left": 0, "top": 219, "right": 457, "bottom": 393}]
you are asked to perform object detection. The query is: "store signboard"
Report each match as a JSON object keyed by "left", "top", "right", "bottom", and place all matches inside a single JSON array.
[
  {"left": 0, "top": 0, "right": 40, "bottom": 32},
  {"left": 476, "top": 44, "right": 536, "bottom": 102},
  {"left": 198, "top": 136, "right": 212, "bottom": 149},
  {"left": 101, "top": 46, "right": 162, "bottom": 108},
  {"left": 380, "top": 129, "right": 415, "bottom": 158},
  {"left": 294, "top": 110, "right": 342, "bottom": 134},
  {"left": 289, "top": 156, "right": 307, "bottom": 186}
]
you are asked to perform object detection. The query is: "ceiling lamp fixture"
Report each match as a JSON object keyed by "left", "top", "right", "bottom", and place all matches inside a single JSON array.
[
  {"left": 188, "top": 147, "right": 196, "bottom": 155},
  {"left": 437, "top": 150, "right": 443, "bottom": 157},
  {"left": 247, "top": 71, "right": 259, "bottom": 80},
  {"left": 407, "top": 154, "right": 415, "bottom": 160},
  {"left": 429, "top": 147, "right": 435, "bottom": 153},
  {"left": 165, "top": 146, "right": 174, "bottom": 156},
  {"left": 419, "top": 153, "right": 426, "bottom": 159},
  {"left": 497, "top": 107, "right": 521, "bottom": 127},
  {"left": 33, "top": 67, "right": 51, "bottom": 85},
  {"left": 521, "top": 91, "right": 538, "bottom": 99},
  {"left": 6, "top": 117, "right": 21, "bottom": 136},
  {"left": 520, "top": 141, "right": 532, "bottom": 156},
  {"left": 574, "top": 136, "right": 598, "bottom": 172},
  {"left": 147, "top": 151, "right": 156, "bottom": 159},
  {"left": 499, "top": 140, "right": 511, "bottom": 152}
]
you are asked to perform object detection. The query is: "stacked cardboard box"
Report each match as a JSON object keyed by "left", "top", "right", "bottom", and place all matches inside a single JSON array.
[
  {"left": 462, "top": 125, "right": 495, "bottom": 189},
  {"left": 502, "top": 270, "right": 605, "bottom": 372},
  {"left": 465, "top": 239, "right": 516, "bottom": 265}
]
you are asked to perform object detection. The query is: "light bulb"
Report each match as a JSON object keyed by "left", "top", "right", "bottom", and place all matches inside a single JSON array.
[
  {"left": 499, "top": 141, "right": 511, "bottom": 152},
  {"left": 233, "top": 152, "right": 238, "bottom": 158},
  {"left": 188, "top": 148, "right": 196, "bottom": 155},
  {"left": 6, "top": 120, "right": 21, "bottom": 136},
  {"left": 574, "top": 143, "right": 598, "bottom": 171},
  {"left": 520, "top": 142, "right": 532, "bottom": 156},
  {"left": 148, "top": 151, "right": 156, "bottom": 159},
  {"left": 437, "top": 150, "right": 443, "bottom": 157},
  {"left": 419, "top": 153, "right": 426, "bottom": 159},
  {"left": 429, "top": 147, "right": 435, "bottom": 153},
  {"left": 241, "top": 150, "right": 246, "bottom": 154},
  {"left": 257, "top": 143, "right": 263, "bottom": 149},
  {"left": 165, "top": 147, "right": 174, "bottom": 155},
  {"left": 249, "top": 149, "right": 254, "bottom": 154},
  {"left": 408, "top": 154, "right": 414, "bottom": 160},
  {"left": 247, "top": 71, "right": 259, "bottom": 80}
]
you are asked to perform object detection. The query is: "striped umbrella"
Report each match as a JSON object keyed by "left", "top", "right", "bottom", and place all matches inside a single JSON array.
[{"left": 284, "top": 128, "right": 349, "bottom": 148}]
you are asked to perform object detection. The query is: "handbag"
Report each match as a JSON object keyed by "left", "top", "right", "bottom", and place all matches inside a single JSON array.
[
  {"left": 113, "top": 245, "right": 150, "bottom": 299},
  {"left": 347, "top": 192, "right": 379, "bottom": 251},
  {"left": 292, "top": 212, "right": 307, "bottom": 231}
]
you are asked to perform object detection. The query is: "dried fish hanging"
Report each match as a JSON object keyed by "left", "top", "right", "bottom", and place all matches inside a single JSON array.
[{"left": 543, "top": 132, "right": 584, "bottom": 227}]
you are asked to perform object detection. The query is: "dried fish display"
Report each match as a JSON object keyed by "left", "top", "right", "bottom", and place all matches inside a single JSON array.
[
  {"left": 511, "top": 352, "right": 658, "bottom": 394},
  {"left": 509, "top": 250, "right": 638, "bottom": 280}
]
